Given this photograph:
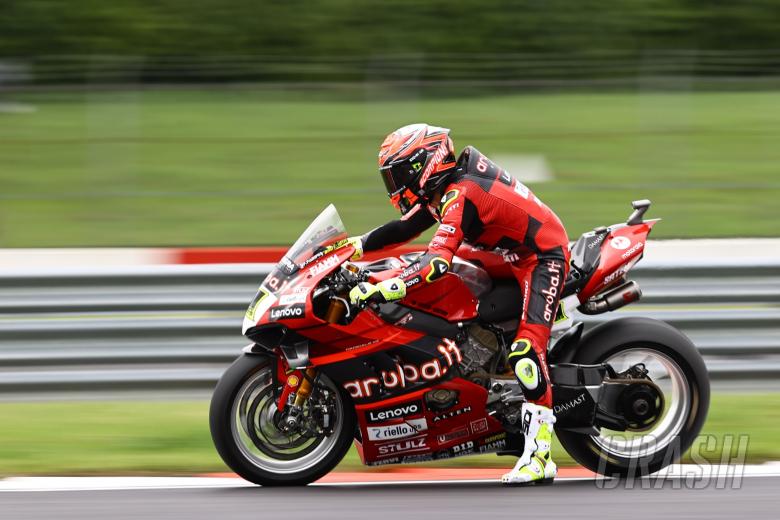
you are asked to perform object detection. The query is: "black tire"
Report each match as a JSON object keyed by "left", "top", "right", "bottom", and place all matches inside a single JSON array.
[
  {"left": 556, "top": 317, "right": 710, "bottom": 477},
  {"left": 209, "top": 354, "right": 356, "bottom": 486}
]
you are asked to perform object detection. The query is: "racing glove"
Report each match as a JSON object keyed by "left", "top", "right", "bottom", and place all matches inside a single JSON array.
[
  {"left": 349, "top": 277, "right": 406, "bottom": 306},
  {"left": 346, "top": 236, "right": 364, "bottom": 261}
]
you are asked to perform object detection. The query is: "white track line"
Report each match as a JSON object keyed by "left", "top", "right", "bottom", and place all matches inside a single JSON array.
[
  {"left": 1, "top": 464, "right": 779, "bottom": 492},
  {"left": 0, "top": 477, "right": 254, "bottom": 493}
]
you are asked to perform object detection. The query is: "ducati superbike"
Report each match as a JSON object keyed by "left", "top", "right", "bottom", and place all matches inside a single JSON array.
[{"left": 210, "top": 200, "right": 710, "bottom": 485}]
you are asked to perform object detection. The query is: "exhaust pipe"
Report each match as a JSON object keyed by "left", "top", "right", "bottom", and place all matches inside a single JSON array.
[{"left": 578, "top": 280, "right": 642, "bottom": 315}]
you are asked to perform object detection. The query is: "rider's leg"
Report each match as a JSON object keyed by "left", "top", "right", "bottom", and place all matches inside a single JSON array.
[
  {"left": 502, "top": 253, "right": 567, "bottom": 485},
  {"left": 502, "top": 402, "right": 557, "bottom": 485}
]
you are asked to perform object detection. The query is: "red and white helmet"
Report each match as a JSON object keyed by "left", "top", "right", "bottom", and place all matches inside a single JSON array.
[{"left": 378, "top": 124, "right": 457, "bottom": 214}]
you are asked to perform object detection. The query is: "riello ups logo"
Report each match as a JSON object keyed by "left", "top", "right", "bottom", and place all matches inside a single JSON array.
[
  {"left": 367, "top": 419, "right": 428, "bottom": 441},
  {"left": 343, "top": 340, "right": 462, "bottom": 399}
]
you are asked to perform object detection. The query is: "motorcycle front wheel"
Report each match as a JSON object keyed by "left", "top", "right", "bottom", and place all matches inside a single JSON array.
[
  {"left": 209, "top": 354, "right": 356, "bottom": 486},
  {"left": 556, "top": 317, "right": 710, "bottom": 478}
]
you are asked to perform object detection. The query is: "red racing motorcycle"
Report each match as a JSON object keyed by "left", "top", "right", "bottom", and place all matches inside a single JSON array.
[{"left": 210, "top": 200, "right": 709, "bottom": 486}]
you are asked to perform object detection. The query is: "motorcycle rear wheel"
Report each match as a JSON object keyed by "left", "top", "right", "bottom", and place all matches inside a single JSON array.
[
  {"left": 556, "top": 317, "right": 710, "bottom": 478},
  {"left": 209, "top": 354, "right": 356, "bottom": 486}
]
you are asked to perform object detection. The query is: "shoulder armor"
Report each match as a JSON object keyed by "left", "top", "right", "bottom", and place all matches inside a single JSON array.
[
  {"left": 438, "top": 188, "right": 461, "bottom": 216},
  {"left": 456, "top": 146, "right": 509, "bottom": 191}
]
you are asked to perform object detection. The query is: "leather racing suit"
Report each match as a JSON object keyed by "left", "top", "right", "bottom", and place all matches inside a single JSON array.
[{"left": 361, "top": 146, "right": 569, "bottom": 408}]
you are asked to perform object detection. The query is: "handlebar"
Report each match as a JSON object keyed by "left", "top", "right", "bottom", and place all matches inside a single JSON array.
[{"left": 321, "top": 263, "right": 372, "bottom": 323}]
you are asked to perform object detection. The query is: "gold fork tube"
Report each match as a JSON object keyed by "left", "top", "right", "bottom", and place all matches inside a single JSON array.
[{"left": 293, "top": 368, "right": 318, "bottom": 407}]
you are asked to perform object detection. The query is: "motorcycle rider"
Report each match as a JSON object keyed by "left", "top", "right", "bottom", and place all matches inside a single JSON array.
[{"left": 348, "top": 123, "right": 569, "bottom": 485}]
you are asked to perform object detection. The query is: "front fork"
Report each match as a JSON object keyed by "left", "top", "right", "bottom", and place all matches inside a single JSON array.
[
  {"left": 275, "top": 294, "right": 344, "bottom": 421},
  {"left": 277, "top": 366, "right": 318, "bottom": 430}
]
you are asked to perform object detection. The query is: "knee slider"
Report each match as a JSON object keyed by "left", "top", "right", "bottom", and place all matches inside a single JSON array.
[
  {"left": 514, "top": 358, "right": 540, "bottom": 390},
  {"left": 509, "top": 340, "right": 548, "bottom": 400}
]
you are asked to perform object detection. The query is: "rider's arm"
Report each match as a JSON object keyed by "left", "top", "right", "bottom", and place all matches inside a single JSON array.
[
  {"left": 360, "top": 204, "right": 437, "bottom": 254},
  {"left": 398, "top": 188, "right": 467, "bottom": 289},
  {"left": 349, "top": 190, "right": 469, "bottom": 306}
]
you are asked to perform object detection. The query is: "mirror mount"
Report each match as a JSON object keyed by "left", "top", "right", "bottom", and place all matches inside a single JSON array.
[{"left": 627, "top": 199, "right": 651, "bottom": 225}]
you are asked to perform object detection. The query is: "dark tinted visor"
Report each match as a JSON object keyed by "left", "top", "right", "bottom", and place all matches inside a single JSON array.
[
  {"left": 380, "top": 148, "right": 427, "bottom": 196},
  {"left": 380, "top": 162, "right": 413, "bottom": 195}
]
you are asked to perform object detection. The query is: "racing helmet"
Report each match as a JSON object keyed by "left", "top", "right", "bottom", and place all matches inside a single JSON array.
[{"left": 378, "top": 123, "right": 457, "bottom": 214}]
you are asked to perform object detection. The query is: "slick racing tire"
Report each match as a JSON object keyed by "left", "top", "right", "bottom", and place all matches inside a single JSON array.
[
  {"left": 210, "top": 354, "right": 356, "bottom": 486},
  {"left": 556, "top": 317, "right": 710, "bottom": 478}
]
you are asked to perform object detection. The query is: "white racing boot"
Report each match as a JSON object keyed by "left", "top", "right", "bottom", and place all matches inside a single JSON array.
[{"left": 501, "top": 402, "right": 557, "bottom": 486}]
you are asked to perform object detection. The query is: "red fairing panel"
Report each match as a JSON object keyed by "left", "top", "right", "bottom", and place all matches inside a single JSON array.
[
  {"left": 353, "top": 379, "right": 508, "bottom": 465},
  {"left": 306, "top": 318, "right": 428, "bottom": 366},
  {"left": 398, "top": 273, "right": 478, "bottom": 321},
  {"left": 580, "top": 221, "right": 658, "bottom": 300},
  {"left": 454, "top": 245, "right": 518, "bottom": 279},
  {"left": 370, "top": 267, "right": 479, "bottom": 322}
]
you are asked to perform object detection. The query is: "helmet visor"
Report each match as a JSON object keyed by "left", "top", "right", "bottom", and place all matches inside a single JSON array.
[
  {"left": 380, "top": 162, "right": 414, "bottom": 195},
  {"left": 379, "top": 148, "right": 427, "bottom": 195}
]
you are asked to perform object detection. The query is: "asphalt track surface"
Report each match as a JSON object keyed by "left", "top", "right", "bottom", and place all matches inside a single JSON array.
[{"left": 1, "top": 476, "right": 777, "bottom": 520}]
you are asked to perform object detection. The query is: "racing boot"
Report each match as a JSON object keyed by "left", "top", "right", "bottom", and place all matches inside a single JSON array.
[{"left": 501, "top": 402, "right": 557, "bottom": 486}]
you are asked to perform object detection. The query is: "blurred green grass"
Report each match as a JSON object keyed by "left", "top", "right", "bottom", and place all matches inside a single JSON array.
[
  {"left": 0, "top": 393, "right": 776, "bottom": 475},
  {"left": 1, "top": 88, "right": 779, "bottom": 247}
]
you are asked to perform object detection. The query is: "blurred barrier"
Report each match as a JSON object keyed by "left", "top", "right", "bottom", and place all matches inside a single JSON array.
[
  {"left": 0, "top": 259, "right": 778, "bottom": 397},
  {"left": 3, "top": 51, "right": 780, "bottom": 89}
]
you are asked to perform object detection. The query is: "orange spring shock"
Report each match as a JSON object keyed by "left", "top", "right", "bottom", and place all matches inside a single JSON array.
[
  {"left": 293, "top": 368, "right": 318, "bottom": 408},
  {"left": 324, "top": 296, "right": 348, "bottom": 324}
]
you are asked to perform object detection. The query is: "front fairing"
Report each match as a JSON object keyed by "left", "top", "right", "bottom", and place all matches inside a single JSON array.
[{"left": 242, "top": 205, "right": 353, "bottom": 334}]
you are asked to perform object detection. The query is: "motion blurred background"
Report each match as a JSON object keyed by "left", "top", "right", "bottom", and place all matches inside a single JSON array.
[{"left": 0, "top": 0, "right": 778, "bottom": 476}]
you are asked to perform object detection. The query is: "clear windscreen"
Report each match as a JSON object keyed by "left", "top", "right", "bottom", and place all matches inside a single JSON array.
[
  {"left": 283, "top": 204, "right": 347, "bottom": 267},
  {"left": 268, "top": 203, "right": 349, "bottom": 287},
  {"left": 243, "top": 205, "right": 348, "bottom": 332}
]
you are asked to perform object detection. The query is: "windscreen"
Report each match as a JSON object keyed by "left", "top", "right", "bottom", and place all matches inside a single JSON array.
[
  {"left": 243, "top": 205, "right": 348, "bottom": 332},
  {"left": 282, "top": 204, "right": 347, "bottom": 269}
]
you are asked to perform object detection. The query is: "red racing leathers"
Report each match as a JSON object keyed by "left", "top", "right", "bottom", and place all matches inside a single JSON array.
[{"left": 362, "top": 146, "right": 569, "bottom": 407}]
